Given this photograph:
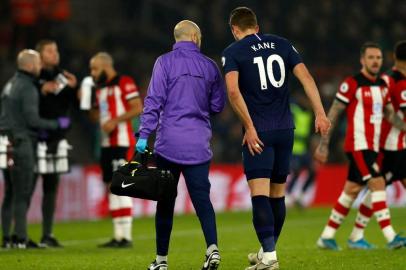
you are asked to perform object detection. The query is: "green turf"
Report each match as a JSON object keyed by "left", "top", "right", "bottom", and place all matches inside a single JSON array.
[{"left": 1, "top": 208, "right": 405, "bottom": 270}]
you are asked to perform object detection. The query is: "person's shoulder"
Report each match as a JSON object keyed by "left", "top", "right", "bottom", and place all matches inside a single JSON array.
[{"left": 222, "top": 40, "right": 241, "bottom": 55}]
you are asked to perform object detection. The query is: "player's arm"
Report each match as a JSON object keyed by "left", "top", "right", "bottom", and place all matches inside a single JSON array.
[
  {"left": 383, "top": 103, "right": 406, "bottom": 131},
  {"left": 225, "top": 71, "right": 263, "bottom": 156},
  {"left": 293, "top": 63, "right": 330, "bottom": 136},
  {"left": 314, "top": 99, "right": 346, "bottom": 163},
  {"left": 102, "top": 98, "right": 143, "bottom": 134}
]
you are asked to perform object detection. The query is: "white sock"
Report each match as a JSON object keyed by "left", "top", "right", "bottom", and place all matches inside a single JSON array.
[
  {"left": 349, "top": 227, "right": 364, "bottom": 242},
  {"left": 113, "top": 217, "right": 123, "bottom": 240},
  {"left": 257, "top": 247, "right": 264, "bottom": 260},
  {"left": 156, "top": 255, "right": 168, "bottom": 263},
  {"left": 121, "top": 216, "right": 133, "bottom": 241},
  {"left": 371, "top": 191, "right": 396, "bottom": 242},
  {"left": 262, "top": 251, "right": 277, "bottom": 264},
  {"left": 206, "top": 244, "right": 218, "bottom": 255},
  {"left": 321, "top": 192, "right": 354, "bottom": 239}
]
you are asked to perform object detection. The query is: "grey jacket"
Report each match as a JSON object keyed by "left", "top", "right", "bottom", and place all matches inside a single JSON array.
[{"left": 0, "top": 70, "right": 58, "bottom": 138}]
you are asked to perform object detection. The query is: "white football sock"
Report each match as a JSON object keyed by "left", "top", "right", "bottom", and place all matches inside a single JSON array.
[
  {"left": 262, "top": 251, "right": 277, "bottom": 264},
  {"left": 156, "top": 255, "right": 168, "bottom": 263}
]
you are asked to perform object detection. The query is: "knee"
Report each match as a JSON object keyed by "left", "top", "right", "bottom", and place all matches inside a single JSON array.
[{"left": 269, "top": 183, "right": 286, "bottom": 198}]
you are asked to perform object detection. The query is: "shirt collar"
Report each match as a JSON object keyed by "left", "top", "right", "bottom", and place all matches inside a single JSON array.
[
  {"left": 173, "top": 41, "right": 200, "bottom": 52},
  {"left": 17, "top": 69, "right": 37, "bottom": 81}
]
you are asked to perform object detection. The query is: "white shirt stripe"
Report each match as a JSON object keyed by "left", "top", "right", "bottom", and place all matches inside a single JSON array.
[
  {"left": 370, "top": 86, "right": 383, "bottom": 152},
  {"left": 354, "top": 88, "right": 368, "bottom": 150}
]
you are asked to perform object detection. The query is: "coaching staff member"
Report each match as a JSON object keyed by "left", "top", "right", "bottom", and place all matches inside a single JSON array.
[
  {"left": 137, "top": 20, "right": 226, "bottom": 270},
  {"left": 32, "top": 39, "right": 78, "bottom": 248},
  {"left": 0, "top": 50, "right": 70, "bottom": 249}
]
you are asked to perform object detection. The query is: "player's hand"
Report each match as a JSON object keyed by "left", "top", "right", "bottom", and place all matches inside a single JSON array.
[
  {"left": 64, "top": 71, "right": 77, "bottom": 88},
  {"left": 314, "top": 142, "right": 329, "bottom": 163},
  {"left": 242, "top": 126, "right": 264, "bottom": 156},
  {"left": 315, "top": 114, "right": 331, "bottom": 136},
  {"left": 41, "top": 81, "right": 59, "bottom": 95},
  {"left": 102, "top": 119, "right": 118, "bottom": 134},
  {"left": 136, "top": 138, "right": 147, "bottom": 153}
]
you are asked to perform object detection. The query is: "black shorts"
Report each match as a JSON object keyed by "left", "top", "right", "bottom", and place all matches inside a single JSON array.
[
  {"left": 346, "top": 150, "right": 381, "bottom": 184},
  {"left": 100, "top": 147, "right": 133, "bottom": 183},
  {"left": 243, "top": 129, "right": 294, "bottom": 183},
  {"left": 378, "top": 149, "right": 406, "bottom": 184}
]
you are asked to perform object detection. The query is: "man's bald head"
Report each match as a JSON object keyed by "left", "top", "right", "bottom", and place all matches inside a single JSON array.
[
  {"left": 90, "top": 52, "right": 116, "bottom": 84},
  {"left": 91, "top": 52, "right": 114, "bottom": 67},
  {"left": 17, "top": 49, "right": 42, "bottom": 76},
  {"left": 174, "top": 20, "right": 202, "bottom": 47}
]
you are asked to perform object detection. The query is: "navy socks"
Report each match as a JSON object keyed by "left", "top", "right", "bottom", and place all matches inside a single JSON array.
[
  {"left": 251, "top": 195, "right": 275, "bottom": 252},
  {"left": 269, "top": 196, "right": 286, "bottom": 244}
]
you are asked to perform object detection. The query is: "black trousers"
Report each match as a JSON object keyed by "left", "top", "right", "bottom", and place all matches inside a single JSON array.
[{"left": 1, "top": 136, "right": 36, "bottom": 240}]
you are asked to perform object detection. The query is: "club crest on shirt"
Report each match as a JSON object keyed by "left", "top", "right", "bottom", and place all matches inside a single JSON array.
[
  {"left": 401, "top": 90, "right": 406, "bottom": 101},
  {"left": 340, "top": 82, "right": 349, "bottom": 93}
]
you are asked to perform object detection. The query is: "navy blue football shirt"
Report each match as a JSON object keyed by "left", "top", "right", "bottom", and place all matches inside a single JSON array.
[{"left": 222, "top": 33, "right": 302, "bottom": 131}]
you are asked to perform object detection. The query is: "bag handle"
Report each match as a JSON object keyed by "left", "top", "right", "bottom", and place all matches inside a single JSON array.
[{"left": 132, "top": 148, "right": 154, "bottom": 167}]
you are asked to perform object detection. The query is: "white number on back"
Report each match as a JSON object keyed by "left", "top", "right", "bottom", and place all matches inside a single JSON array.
[{"left": 253, "top": 54, "right": 285, "bottom": 90}]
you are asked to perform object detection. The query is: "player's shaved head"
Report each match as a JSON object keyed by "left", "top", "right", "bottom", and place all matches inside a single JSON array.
[
  {"left": 17, "top": 49, "right": 42, "bottom": 76},
  {"left": 91, "top": 52, "right": 114, "bottom": 67},
  {"left": 174, "top": 20, "right": 202, "bottom": 47},
  {"left": 90, "top": 52, "right": 117, "bottom": 84}
]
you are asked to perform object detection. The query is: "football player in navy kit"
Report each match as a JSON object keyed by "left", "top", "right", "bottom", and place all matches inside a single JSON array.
[{"left": 222, "top": 7, "right": 330, "bottom": 270}]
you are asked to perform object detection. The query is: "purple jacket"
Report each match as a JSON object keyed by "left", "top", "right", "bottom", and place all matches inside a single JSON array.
[{"left": 139, "top": 41, "right": 226, "bottom": 164}]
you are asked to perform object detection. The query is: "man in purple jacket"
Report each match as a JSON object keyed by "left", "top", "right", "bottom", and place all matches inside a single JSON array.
[{"left": 136, "top": 20, "right": 226, "bottom": 270}]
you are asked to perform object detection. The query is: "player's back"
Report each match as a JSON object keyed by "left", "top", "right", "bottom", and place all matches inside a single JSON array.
[{"left": 222, "top": 33, "right": 302, "bottom": 131}]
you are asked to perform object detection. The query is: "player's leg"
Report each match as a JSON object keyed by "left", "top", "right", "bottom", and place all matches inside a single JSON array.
[
  {"left": 11, "top": 138, "right": 37, "bottom": 248},
  {"left": 268, "top": 129, "right": 294, "bottom": 245},
  {"left": 40, "top": 173, "right": 62, "bottom": 247},
  {"left": 114, "top": 147, "right": 136, "bottom": 247},
  {"left": 244, "top": 131, "right": 279, "bottom": 270},
  {"left": 318, "top": 150, "right": 368, "bottom": 250},
  {"left": 147, "top": 155, "right": 181, "bottom": 270},
  {"left": 183, "top": 160, "right": 220, "bottom": 270},
  {"left": 1, "top": 169, "right": 13, "bottom": 248},
  {"left": 348, "top": 150, "right": 392, "bottom": 249},
  {"left": 366, "top": 150, "right": 406, "bottom": 249},
  {"left": 347, "top": 190, "right": 375, "bottom": 249},
  {"left": 98, "top": 147, "right": 131, "bottom": 247}
]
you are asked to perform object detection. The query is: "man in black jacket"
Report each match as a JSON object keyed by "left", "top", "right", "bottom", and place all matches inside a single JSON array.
[
  {"left": 31, "top": 39, "right": 78, "bottom": 248},
  {"left": 0, "top": 49, "right": 70, "bottom": 249}
]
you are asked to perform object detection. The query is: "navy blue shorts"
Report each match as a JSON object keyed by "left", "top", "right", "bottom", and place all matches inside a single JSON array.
[{"left": 243, "top": 129, "right": 294, "bottom": 183}]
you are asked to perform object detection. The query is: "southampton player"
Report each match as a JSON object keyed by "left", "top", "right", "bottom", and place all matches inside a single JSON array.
[
  {"left": 347, "top": 41, "right": 406, "bottom": 249},
  {"left": 222, "top": 7, "right": 330, "bottom": 270},
  {"left": 89, "top": 52, "right": 143, "bottom": 248},
  {"left": 315, "top": 42, "right": 406, "bottom": 250}
]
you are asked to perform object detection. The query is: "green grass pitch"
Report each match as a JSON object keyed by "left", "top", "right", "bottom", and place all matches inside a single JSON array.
[{"left": 1, "top": 208, "right": 405, "bottom": 270}]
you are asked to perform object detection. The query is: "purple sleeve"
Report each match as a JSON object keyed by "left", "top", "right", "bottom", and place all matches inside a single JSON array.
[
  {"left": 139, "top": 57, "right": 168, "bottom": 139},
  {"left": 210, "top": 64, "right": 226, "bottom": 114}
]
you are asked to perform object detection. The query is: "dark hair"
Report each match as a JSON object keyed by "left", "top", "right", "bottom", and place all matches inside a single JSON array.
[
  {"left": 35, "top": 39, "right": 56, "bottom": 53},
  {"left": 360, "top": 42, "right": 381, "bottom": 56},
  {"left": 394, "top": 40, "right": 406, "bottom": 61},
  {"left": 229, "top": 7, "right": 257, "bottom": 31}
]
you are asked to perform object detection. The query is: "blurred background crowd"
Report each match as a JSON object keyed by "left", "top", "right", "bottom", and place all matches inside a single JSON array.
[{"left": 0, "top": 0, "right": 405, "bottom": 165}]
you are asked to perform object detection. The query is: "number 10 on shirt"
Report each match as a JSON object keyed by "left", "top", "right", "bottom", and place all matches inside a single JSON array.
[{"left": 253, "top": 54, "right": 285, "bottom": 90}]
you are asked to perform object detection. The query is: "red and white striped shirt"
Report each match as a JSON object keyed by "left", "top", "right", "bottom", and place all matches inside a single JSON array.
[
  {"left": 336, "top": 73, "right": 390, "bottom": 152},
  {"left": 95, "top": 75, "right": 139, "bottom": 147},
  {"left": 380, "top": 69, "right": 406, "bottom": 150}
]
